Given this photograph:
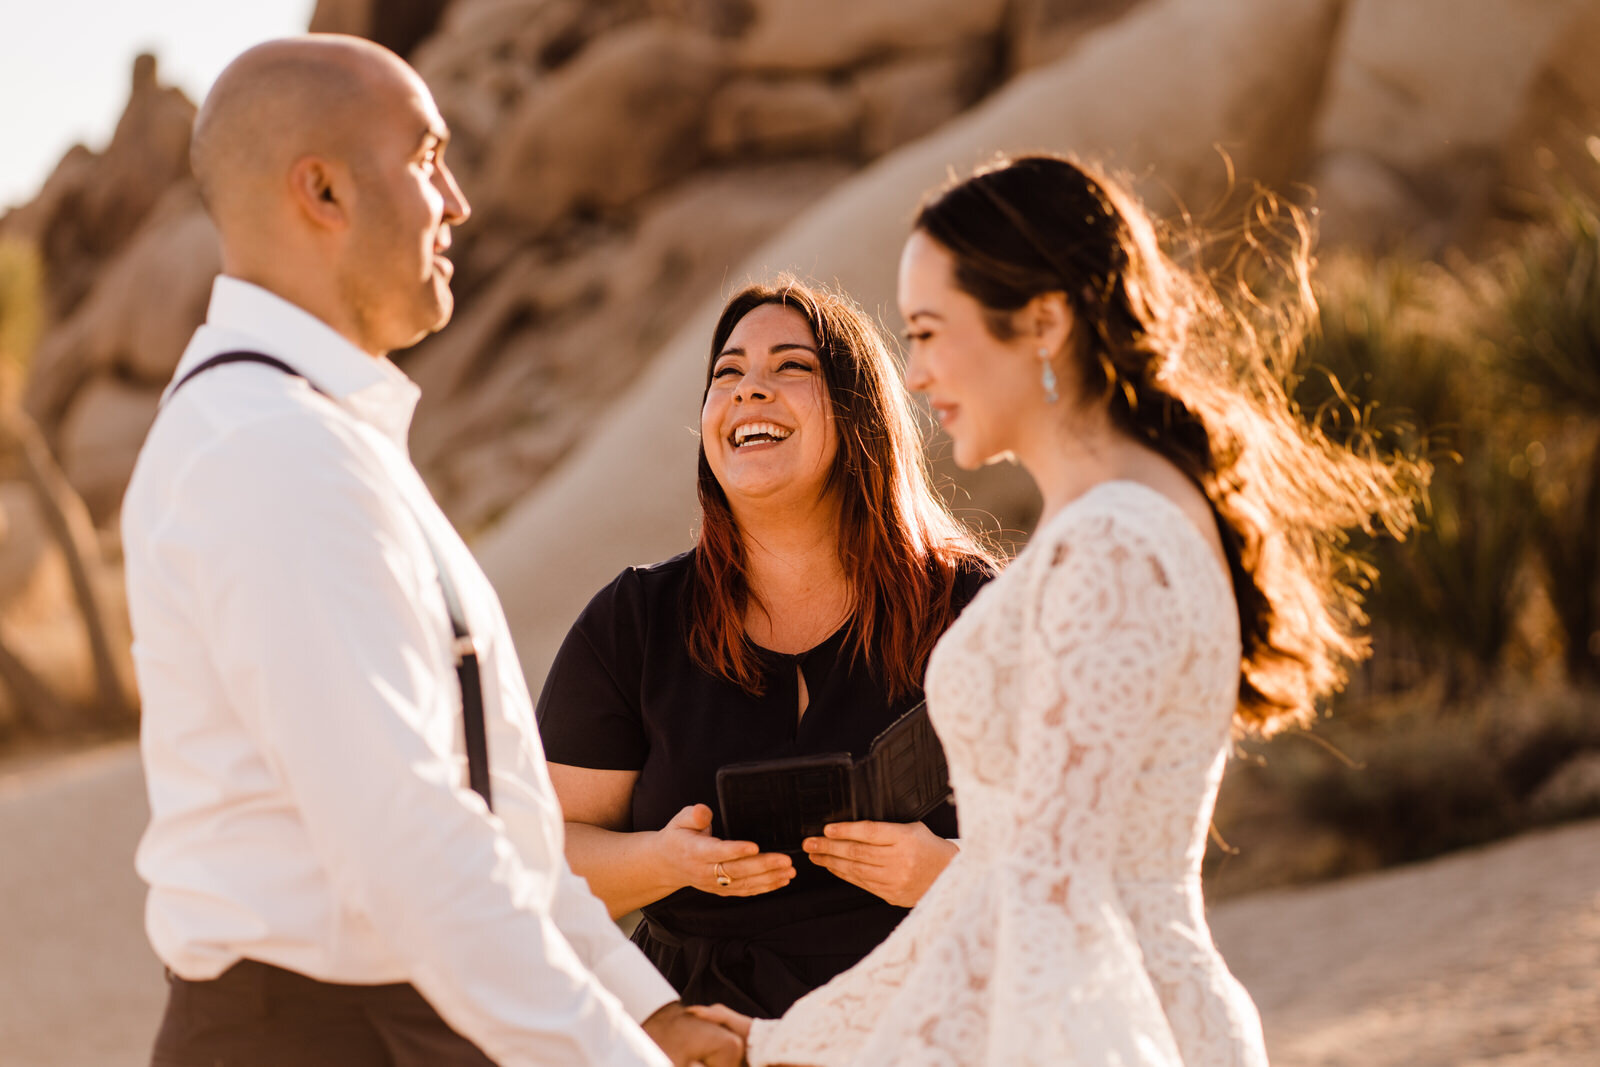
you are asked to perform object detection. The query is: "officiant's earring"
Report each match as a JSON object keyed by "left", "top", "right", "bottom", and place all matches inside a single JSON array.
[{"left": 1039, "top": 347, "right": 1059, "bottom": 404}]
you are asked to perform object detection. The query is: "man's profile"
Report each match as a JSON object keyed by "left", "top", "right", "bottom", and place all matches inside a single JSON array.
[{"left": 124, "top": 34, "right": 740, "bottom": 1067}]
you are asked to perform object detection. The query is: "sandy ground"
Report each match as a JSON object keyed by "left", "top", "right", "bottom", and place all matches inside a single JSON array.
[{"left": 1, "top": 742, "right": 1596, "bottom": 1066}]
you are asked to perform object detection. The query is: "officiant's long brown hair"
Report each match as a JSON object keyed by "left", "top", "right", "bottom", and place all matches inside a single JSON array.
[
  {"left": 688, "top": 279, "right": 996, "bottom": 700},
  {"left": 915, "top": 155, "right": 1425, "bottom": 733}
]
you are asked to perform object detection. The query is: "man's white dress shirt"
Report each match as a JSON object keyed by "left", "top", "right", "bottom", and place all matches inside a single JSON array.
[{"left": 125, "top": 277, "right": 676, "bottom": 1067}]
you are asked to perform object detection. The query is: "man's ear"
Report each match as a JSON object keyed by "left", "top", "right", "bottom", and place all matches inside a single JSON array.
[{"left": 287, "top": 155, "right": 349, "bottom": 231}]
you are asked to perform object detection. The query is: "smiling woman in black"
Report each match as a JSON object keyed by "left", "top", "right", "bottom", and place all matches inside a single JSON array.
[
  {"left": 538, "top": 552, "right": 989, "bottom": 1016},
  {"left": 537, "top": 279, "right": 995, "bottom": 1018}
]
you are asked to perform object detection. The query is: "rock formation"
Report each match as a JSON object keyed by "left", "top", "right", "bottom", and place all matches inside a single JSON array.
[
  {"left": 2, "top": 55, "right": 194, "bottom": 323},
  {"left": 474, "top": 0, "right": 1349, "bottom": 685},
  {"left": 309, "top": 0, "right": 453, "bottom": 58},
  {"left": 1309, "top": 0, "right": 1596, "bottom": 250},
  {"left": 3, "top": 0, "right": 1600, "bottom": 710},
  {"left": 400, "top": 0, "right": 1016, "bottom": 529}
]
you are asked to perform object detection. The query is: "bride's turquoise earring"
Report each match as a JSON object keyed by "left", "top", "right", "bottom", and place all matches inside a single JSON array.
[{"left": 1039, "top": 347, "right": 1059, "bottom": 404}]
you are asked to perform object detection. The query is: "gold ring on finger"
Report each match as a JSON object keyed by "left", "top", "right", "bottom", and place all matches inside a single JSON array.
[{"left": 714, "top": 862, "right": 732, "bottom": 888}]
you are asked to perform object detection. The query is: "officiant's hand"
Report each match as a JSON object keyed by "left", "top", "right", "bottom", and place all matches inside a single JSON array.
[
  {"left": 659, "top": 803, "right": 796, "bottom": 897},
  {"left": 804, "top": 820, "right": 957, "bottom": 907}
]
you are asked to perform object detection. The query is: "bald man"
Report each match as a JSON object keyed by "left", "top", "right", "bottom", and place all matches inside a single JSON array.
[{"left": 123, "top": 36, "right": 741, "bottom": 1067}]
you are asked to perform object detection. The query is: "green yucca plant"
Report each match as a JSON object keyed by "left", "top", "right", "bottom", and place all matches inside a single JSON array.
[
  {"left": 1295, "top": 254, "right": 1458, "bottom": 453},
  {"left": 1498, "top": 199, "right": 1600, "bottom": 411},
  {"left": 1298, "top": 254, "right": 1534, "bottom": 691},
  {"left": 1494, "top": 199, "right": 1600, "bottom": 682},
  {"left": 1206, "top": 199, "right": 1600, "bottom": 895}
]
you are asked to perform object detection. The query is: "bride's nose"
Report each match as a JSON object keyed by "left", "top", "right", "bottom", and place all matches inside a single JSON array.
[{"left": 903, "top": 344, "right": 931, "bottom": 392}]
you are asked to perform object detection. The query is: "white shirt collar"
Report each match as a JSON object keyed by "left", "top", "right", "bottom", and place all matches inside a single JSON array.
[{"left": 173, "top": 275, "right": 423, "bottom": 444}]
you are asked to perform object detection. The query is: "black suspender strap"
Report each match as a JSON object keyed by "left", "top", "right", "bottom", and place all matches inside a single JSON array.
[
  {"left": 426, "top": 543, "right": 493, "bottom": 809},
  {"left": 164, "top": 350, "right": 493, "bottom": 812},
  {"left": 172, "top": 351, "right": 312, "bottom": 395}
]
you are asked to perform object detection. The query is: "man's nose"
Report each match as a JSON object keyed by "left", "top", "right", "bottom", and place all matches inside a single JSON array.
[{"left": 438, "top": 164, "right": 470, "bottom": 225}]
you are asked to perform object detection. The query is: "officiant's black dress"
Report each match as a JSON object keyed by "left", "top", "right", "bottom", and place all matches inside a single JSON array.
[{"left": 536, "top": 551, "right": 988, "bottom": 1018}]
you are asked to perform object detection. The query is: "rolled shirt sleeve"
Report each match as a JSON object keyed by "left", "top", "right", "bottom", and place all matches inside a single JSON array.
[{"left": 185, "top": 410, "right": 671, "bottom": 1067}]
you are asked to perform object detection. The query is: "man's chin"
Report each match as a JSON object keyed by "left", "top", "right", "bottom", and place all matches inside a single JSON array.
[
  {"left": 415, "top": 284, "right": 455, "bottom": 339},
  {"left": 429, "top": 293, "right": 455, "bottom": 333},
  {"left": 430, "top": 274, "right": 455, "bottom": 325},
  {"left": 384, "top": 301, "right": 453, "bottom": 354}
]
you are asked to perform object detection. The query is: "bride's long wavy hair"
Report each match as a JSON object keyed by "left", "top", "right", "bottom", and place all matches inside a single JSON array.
[
  {"left": 915, "top": 155, "right": 1424, "bottom": 733},
  {"left": 688, "top": 279, "right": 997, "bottom": 701}
]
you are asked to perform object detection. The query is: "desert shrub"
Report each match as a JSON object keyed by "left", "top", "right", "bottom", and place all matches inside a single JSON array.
[
  {"left": 1289, "top": 686, "right": 1590, "bottom": 856},
  {"left": 0, "top": 240, "right": 42, "bottom": 399},
  {"left": 1208, "top": 684, "right": 1600, "bottom": 895}
]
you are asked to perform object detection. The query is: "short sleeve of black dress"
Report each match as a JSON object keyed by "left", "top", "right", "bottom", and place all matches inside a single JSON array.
[{"left": 536, "top": 565, "right": 651, "bottom": 776}]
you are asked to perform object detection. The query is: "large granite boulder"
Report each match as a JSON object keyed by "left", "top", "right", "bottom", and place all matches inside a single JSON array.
[
  {"left": 1309, "top": 0, "right": 1594, "bottom": 248},
  {"left": 736, "top": 0, "right": 1008, "bottom": 73},
  {"left": 0, "top": 484, "right": 51, "bottom": 610},
  {"left": 705, "top": 78, "right": 862, "bottom": 159},
  {"left": 0, "top": 56, "right": 194, "bottom": 321},
  {"left": 479, "top": 20, "right": 729, "bottom": 232},
  {"left": 309, "top": 0, "right": 454, "bottom": 57},
  {"left": 476, "top": 0, "right": 1345, "bottom": 688},
  {"left": 23, "top": 188, "right": 217, "bottom": 448},
  {"left": 8, "top": 0, "right": 1588, "bottom": 572},
  {"left": 57, "top": 380, "right": 164, "bottom": 525},
  {"left": 855, "top": 47, "right": 992, "bottom": 160},
  {"left": 1499, "top": 1, "right": 1600, "bottom": 216},
  {"left": 413, "top": 0, "right": 652, "bottom": 191},
  {"left": 405, "top": 160, "right": 852, "bottom": 530},
  {"left": 1004, "top": 0, "right": 1153, "bottom": 73}
]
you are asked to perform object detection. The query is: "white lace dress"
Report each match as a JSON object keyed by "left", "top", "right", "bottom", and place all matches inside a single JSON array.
[{"left": 747, "top": 481, "right": 1269, "bottom": 1066}]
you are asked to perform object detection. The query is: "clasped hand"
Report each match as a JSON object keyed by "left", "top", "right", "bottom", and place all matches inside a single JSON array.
[{"left": 642, "top": 1001, "right": 744, "bottom": 1067}]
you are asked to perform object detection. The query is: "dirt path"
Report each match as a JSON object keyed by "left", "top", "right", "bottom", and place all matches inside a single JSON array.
[
  {"left": 2, "top": 742, "right": 1596, "bottom": 1066},
  {"left": 0, "top": 743, "right": 162, "bottom": 1066},
  {"left": 1211, "top": 818, "right": 1600, "bottom": 1065}
]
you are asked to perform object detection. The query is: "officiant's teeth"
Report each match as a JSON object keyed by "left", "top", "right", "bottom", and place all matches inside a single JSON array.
[{"left": 732, "top": 422, "right": 793, "bottom": 447}]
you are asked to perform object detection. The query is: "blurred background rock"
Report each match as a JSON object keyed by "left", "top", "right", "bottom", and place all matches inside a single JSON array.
[{"left": 2, "top": 0, "right": 1599, "bottom": 901}]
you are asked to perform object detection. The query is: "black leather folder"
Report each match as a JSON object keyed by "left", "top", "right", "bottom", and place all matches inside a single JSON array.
[{"left": 715, "top": 702, "right": 952, "bottom": 853}]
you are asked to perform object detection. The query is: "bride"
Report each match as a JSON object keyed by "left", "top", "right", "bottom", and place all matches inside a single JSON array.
[{"left": 692, "top": 156, "right": 1421, "bottom": 1065}]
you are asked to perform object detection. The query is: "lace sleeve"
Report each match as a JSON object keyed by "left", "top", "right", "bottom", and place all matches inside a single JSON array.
[
  {"left": 1014, "top": 517, "right": 1185, "bottom": 886},
  {"left": 981, "top": 516, "right": 1187, "bottom": 1063},
  {"left": 749, "top": 507, "right": 1194, "bottom": 1066},
  {"left": 744, "top": 853, "right": 947, "bottom": 1065}
]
